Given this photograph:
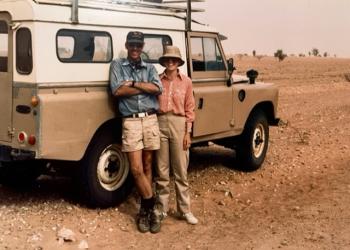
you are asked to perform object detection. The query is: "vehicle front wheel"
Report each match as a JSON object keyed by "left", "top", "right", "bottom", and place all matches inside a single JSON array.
[
  {"left": 80, "top": 130, "right": 132, "bottom": 208},
  {"left": 235, "top": 109, "right": 269, "bottom": 171}
]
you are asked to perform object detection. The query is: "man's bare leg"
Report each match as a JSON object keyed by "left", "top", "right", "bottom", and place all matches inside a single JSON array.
[
  {"left": 127, "top": 150, "right": 153, "bottom": 198},
  {"left": 128, "top": 150, "right": 159, "bottom": 233},
  {"left": 142, "top": 150, "right": 153, "bottom": 186}
]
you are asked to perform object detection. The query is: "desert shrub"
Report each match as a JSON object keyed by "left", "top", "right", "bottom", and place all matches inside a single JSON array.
[
  {"left": 311, "top": 48, "right": 319, "bottom": 57},
  {"left": 274, "top": 49, "right": 287, "bottom": 61}
]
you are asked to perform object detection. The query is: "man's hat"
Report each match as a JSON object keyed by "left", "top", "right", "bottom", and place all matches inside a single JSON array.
[{"left": 126, "top": 31, "right": 144, "bottom": 44}]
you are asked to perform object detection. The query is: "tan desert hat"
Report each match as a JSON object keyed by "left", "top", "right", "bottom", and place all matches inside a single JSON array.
[{"left": 159, "top": 46, "right": 185, "bottom": 67}]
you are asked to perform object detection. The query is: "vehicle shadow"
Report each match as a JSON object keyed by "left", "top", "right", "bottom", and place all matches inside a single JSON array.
[
  {"left": 0, "top": 145, "right": 241, "bottom": 209},
  {"left": 0, "top": 174, "right": 77, "bottom": 206},
  {"left": 188, "top": 145, "right": 240, "bottom": 172}
]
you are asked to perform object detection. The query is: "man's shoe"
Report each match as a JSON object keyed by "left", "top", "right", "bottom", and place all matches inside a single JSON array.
[
  {"left": 137, "top": 208, "right": 150, "bottom": 233},
  {"left": 149, "top": 209, "right": 161, "bottom": 234},
  {"left": 182, "top": 212, "right": 198, "bottom": 225}
]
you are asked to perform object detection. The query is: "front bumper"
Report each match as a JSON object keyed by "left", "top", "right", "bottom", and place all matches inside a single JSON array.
[{"left": 0, "top": 145, "right": 36, "bottom": 162}]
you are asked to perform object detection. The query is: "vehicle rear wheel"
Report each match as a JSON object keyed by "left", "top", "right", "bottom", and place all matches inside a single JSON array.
[
  {"left": 80, "top": 129, "right": 133, "bottom": 208},
  {"left": 235, "top": 109, "right": 269, "bottom": 171}
]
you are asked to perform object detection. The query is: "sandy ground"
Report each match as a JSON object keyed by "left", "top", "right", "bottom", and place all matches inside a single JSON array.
[{"left": 0, "top": 56, "right": 349, "bottom": 250}]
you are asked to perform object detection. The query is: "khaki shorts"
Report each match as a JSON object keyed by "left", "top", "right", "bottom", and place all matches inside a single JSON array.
[{"left": 122, "top": 114, "right": 160, "bottom": 152}]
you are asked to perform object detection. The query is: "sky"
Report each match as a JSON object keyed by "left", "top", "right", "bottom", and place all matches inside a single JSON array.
[{"left": 192, "top": 0, "right": 350, "bottom": 58}]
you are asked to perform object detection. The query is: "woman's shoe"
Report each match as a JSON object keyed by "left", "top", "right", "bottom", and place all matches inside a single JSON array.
[{"left": 179, "top": 212, "right": 198, "bottom": 225}]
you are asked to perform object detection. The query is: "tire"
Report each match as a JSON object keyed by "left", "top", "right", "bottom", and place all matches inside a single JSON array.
[
  {"left": 0, "top": 160, "right": 44, "bottom": 187},
  {"left": 235, "top": 109, "right": 269, "bottom": 171},
  {"left": 79, "top": 128, "right": 133, "bottom": 208}
]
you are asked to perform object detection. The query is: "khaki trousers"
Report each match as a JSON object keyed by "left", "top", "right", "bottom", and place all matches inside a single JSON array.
[{"left": 155, "top": 113, "right": 191, "bottom": 214}]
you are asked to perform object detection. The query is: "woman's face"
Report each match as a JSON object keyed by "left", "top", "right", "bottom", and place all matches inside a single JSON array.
[{"left": 164, "top": 57, "right": 181, "bottom": 71}]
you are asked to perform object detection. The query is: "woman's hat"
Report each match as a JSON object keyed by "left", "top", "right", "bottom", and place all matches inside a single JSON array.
[{"left": 159, "top": 46, "right": 185, "bottom": 67}]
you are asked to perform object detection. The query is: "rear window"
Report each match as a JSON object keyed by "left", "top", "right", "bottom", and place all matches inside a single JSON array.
[
  {"left": 142, "top": 34, "right": 172, "bottom": 63},
  {"left": 56, "top": 29, "right": 113, "bottom": 63},
  {"left": 16, "top": 28, "right": 33, "bottom": 74}
]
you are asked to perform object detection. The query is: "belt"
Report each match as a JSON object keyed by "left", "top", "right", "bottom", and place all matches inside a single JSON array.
[{"left": 123, "top": 109, "right": 157, "bottom": 118}]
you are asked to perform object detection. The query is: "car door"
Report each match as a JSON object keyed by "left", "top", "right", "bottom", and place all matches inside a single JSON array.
[
  {"left": 0, "top": 13, "right": 13, "bottom": 142},
  {"left": 187, "top": 32, "right": 233, "bottom": 137}
]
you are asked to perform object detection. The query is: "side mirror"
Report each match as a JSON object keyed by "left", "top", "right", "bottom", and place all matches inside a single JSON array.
[
  {"left": 226, "top": 58, "right": 236, "bottom": 86},
  {"left": 227, "top": 58, "right": 235, "bottom": 75}
]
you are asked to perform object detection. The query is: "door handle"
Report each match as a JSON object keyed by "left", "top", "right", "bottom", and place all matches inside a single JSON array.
[{"left": 198, "top": 98, "right": 204, "bottom": 109}]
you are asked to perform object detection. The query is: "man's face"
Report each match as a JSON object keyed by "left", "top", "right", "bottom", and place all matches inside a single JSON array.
[{"left": 126, "top": 42, "right": 144, "bottom": 61}]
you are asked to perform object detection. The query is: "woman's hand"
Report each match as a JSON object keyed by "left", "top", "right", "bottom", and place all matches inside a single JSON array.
[{"left": 183, "top": 133, "right": 191, "bottom": 150}]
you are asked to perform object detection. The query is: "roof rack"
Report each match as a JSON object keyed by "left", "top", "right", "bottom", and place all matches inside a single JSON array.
[
  {"left": 34, "top": 0, "right": 204, "bottom": 30},
  {"left": 34, "top": 0, "right": 205, "bottom": 30},
  {"left": 34, "top": 0, "right": 203, "bottom": 12}
]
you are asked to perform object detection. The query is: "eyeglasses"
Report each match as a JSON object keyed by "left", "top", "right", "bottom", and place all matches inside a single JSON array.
[{"left": 127, "top": 43, "right": 143, "bottom": 49}]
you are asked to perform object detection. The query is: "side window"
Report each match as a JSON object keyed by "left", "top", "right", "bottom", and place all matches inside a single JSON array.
[
  {"left": 16, "top": 28, "right": 33, "bottom": 74},
  {"left": 191, "top": 37, "right": 225, "bottom": 72},
  {"left": 191, "top": 37, "right": 204, "bottom": 71},
  {"left": 57, "top": 29, "right": 113, "bottom": 63},
  {"left": 142, "top": 34, "right": 172, "bottom": 63},
  {"left": 57, "top": 36, "right": 74, "bottom": 59},
  {"left": 0, "top": 21, "right": 8, "bottom": 72}
]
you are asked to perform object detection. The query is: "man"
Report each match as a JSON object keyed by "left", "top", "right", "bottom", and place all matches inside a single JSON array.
[{"left": 109, "top": 31, "right": 162, "bottom": 233}]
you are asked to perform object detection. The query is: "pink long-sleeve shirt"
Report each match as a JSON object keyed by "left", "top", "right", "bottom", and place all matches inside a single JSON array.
[{"left": 158, "top": 71, "right": 195, "bottom": 132}]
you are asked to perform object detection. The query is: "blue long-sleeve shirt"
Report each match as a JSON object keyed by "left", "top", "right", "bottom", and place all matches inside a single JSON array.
[{"left": 110, "top": 58, "right": 163, "bottom": 116}]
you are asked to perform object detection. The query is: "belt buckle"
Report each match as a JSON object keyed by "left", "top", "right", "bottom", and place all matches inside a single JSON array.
[{"left": 138, "top": 112, "right": 146, "bottom": 118}]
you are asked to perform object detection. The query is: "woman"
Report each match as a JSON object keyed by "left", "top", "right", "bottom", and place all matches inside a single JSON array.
[{"left": 155, "top": 46, "right": 198, "bottom": 225}]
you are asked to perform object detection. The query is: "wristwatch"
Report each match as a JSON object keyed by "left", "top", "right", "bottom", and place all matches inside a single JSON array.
[{"left": 131, "top": 80, "right": 136, "bottom": 87}]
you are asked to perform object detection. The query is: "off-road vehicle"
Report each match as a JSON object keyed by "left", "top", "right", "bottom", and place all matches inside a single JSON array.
[{"left": 0, "top": 0, "right": 279, "bottom": 207}]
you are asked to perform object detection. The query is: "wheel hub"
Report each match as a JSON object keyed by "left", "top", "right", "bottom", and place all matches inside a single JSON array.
[
  {"left": 254, "top": 132, "right": 264, "bottom": 146},
  {"left": 97, "top": 145, "right": 129, "bottom": 191},
  {"left": 104, "top": 160, "right": 119, "bottom": 178},
  {"left": 252, "top": 124, "right": 265, "bottom": 158}
]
